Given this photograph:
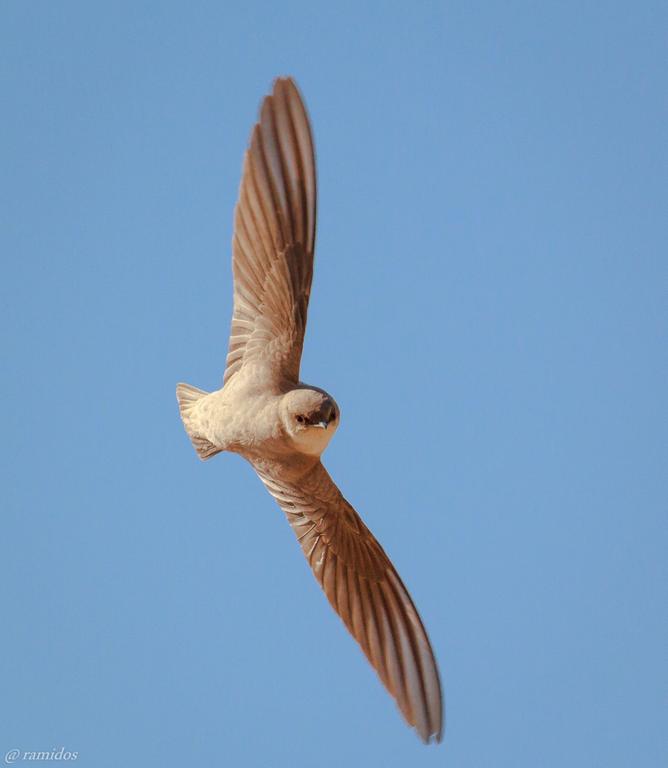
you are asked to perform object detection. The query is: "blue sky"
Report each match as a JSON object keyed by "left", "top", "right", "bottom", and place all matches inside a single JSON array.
[{"left": 2, "top": 1, "right": 666, "bottom": 766}]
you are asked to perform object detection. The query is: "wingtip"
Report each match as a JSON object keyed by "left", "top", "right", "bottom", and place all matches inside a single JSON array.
[
  {"left": 255, "top": 76, "right": 304, "bottom": 137},
  {"left": 271, "top": 75, "right": 302, "bottom": 100},
  {"left": 272, "top": 74, "right": 297, "bottom": 87},
  {"left": 416, "top": 719, "right": 444, "bottom": 745},
  {"left": 428, "top": 700, "right": 444, "bottom": 745},
  {"left": 419, "top": 727, "right": 443, "bottom": 746}
]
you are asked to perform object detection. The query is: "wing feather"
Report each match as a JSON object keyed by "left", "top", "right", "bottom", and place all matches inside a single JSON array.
[
  {"left": 225, "top": 78, "right": 316, "bottom": 385},
  {"left": 253, "top": 460, "right": 444, "bottom": 743}
]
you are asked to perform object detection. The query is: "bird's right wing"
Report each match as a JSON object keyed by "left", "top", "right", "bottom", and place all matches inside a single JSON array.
[
  {"left": 224, "top": 77, "right": 316, "bottom": 386},
  {"left": 253, "top": 460, "right": 443, "bottom": 743}
]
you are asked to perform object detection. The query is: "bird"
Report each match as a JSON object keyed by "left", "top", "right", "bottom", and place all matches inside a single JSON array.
[{"left": 176, "top": 77, "right": 443, "bottom": 744}]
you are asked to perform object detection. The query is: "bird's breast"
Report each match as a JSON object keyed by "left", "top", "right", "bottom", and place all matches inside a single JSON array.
[{"left": 291, "top": 422, "right": 338, "bottom": 457}]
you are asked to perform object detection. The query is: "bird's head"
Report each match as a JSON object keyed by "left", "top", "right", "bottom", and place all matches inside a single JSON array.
[{"left": 280, "top": 388, "right": 339, "bottom": 456}]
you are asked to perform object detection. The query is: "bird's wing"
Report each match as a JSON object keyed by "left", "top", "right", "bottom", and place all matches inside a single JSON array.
[
  {"left": 253, "top": 459, "right": 443, "bottom": 743},
  {"left": 224, "top": 77, "right": 316, "bottom": 386}
]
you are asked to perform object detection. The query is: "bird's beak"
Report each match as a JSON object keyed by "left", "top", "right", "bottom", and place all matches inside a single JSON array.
[{"left": 315, "top": 420, "right": 328, "bottom": 430}]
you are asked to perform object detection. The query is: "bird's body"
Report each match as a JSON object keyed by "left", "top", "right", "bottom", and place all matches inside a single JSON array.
[
  {"left": 178, "top": 377, "right": 337, "bottom": 469},
  {"left": 177, "top": 77, "right": 443, "bottom": 743}
]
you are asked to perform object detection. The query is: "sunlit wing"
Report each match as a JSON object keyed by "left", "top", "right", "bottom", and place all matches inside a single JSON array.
[
  {"left": 253, "top": 460, "right": 444, "bottom": 743},
  {"left": 224, "top": 77, "right": 316, "bottom": 385}
]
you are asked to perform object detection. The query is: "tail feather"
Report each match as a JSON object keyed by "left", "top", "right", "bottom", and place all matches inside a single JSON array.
[{"left": 176, "top": 383, "right": 222, "bottom": 461}]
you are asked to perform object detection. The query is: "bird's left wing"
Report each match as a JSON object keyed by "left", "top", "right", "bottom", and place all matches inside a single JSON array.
[{"left": 252, "top": 460, "right": 444, "bottom": 743}]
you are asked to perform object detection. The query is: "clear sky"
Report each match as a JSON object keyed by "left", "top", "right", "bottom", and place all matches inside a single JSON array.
[{"left": 2, "top": 1, "right": 666, "bottom": 766}]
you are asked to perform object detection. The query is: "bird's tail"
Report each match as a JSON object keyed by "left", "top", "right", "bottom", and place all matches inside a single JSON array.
[{"left": 176, "top": 382, "right": 221, "bottom": 460}]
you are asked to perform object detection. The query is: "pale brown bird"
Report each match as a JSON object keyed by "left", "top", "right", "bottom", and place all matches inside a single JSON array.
[{"left": 176, "top": 77, "right": 443, "bottom": 743}]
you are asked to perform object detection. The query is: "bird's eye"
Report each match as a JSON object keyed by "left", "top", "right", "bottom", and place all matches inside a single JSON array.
[{"left": 296, "top": 415, "right": 305, "bottom": 424}]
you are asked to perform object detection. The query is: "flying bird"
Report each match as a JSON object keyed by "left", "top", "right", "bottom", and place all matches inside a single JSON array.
[{"left": 176, "top": 77, "right": 443, "bottom": 743}]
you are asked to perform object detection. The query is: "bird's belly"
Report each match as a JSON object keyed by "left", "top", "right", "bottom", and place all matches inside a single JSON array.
[{"left": 209, "top": 390, "right": 282, "bottom": 453}]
